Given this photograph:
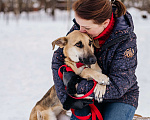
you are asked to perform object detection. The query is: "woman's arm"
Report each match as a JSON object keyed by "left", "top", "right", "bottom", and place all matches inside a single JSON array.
[
  {"left": 103, "top": 34, "right": 138, "bottom": 100},
  {"left": 52, "top": 47, "right": 68, "bottom": 104}
]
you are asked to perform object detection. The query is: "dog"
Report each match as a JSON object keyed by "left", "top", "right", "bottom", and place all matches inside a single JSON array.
[{"left": 29, "top": 30, "right": 109, "bottom": 120}]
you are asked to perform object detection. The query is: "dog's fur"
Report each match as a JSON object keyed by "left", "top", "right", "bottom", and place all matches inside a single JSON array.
[
  {"left": 29, "top": 86, "right": 70, "bottom": 120},
  {"left": 29, "top": 30, "right": 109, "bottom": 120}
]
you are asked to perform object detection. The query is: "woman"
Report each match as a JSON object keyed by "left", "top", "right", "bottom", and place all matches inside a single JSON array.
[{"left": 52, "top": 0, "right": 139, "bottom": 120}]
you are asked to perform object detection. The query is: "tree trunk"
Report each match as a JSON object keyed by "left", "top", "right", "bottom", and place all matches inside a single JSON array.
[
  {"left": 18, "top": 0, "right": 23, "bottom": 13},
  {"left": 51, "top": 0, "right": 56, "bottom": 17},
  {"left": 13, "top": 0, "right": 20, "bottom": 15},
  {"left": 0, "top": 0, "right": 2, "bottom": 12}
]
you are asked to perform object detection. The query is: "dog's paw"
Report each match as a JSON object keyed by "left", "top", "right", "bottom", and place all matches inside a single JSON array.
[
  {"left": 96, "top": 74, "right": 110, "bottom": 86},
  {"left": 94, "top": 84, "right": 106, "bottom": 102}
]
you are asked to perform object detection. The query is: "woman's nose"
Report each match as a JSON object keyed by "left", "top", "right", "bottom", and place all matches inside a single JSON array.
[{"left": 80, "top": 27, "right": 87, "bottom": 33}]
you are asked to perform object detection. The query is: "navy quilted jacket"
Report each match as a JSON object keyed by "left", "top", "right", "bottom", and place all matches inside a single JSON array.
[{"left": 52, "top": 10, "right": 139, "bottom": 108}]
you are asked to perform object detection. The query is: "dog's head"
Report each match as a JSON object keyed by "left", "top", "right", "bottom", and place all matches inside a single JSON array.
[{"left": 52, "top": 30, "right": 96, "bottom": 65}]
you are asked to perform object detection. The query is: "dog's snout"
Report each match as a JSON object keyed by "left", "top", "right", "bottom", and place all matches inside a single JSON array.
[{"left": 80, "top": 55, "right": 97, "bottom": 65}]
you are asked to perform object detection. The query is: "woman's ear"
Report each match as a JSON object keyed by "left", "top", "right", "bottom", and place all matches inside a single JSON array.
[{"left": 102, "top": 19, "right": 110, "bottom": 29}]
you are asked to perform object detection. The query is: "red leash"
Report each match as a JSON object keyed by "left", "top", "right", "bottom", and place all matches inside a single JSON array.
[
  {"left": 58, "top": 65, "right": 103, "bottom": 120},
  {"left": 71, "top": 100, "right": 103, "bottom": 120}
]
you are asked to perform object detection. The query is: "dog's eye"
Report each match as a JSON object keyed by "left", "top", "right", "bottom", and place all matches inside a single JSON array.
[
  {"left": 75, "top": 41, "right": 84, "bottom": 48},
  {"left": 89, "top": 40, "right": 93, "bottom": 46}
]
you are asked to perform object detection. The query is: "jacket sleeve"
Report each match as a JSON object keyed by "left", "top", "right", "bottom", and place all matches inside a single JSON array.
[
  {"left": 52, "top": 47, "right": 68, "bottom": 104},
  {"left": 51, "top": 22, "right": 80, "bottom": 104},
  {"left": 103, "top": 33, "right": 138, "bottom": 100}
]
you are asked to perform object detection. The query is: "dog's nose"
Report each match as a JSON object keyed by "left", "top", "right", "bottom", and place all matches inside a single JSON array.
[
  {"left": 81, "top": 55, "right": 96, "bottom": 65},
  {"left": 89, "top": 56, "right": 96, "bottom": 64}
]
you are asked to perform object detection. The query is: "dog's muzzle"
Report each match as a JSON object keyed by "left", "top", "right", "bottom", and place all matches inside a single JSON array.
[{"left": 79, "top": 55, "right": 97, "bottom": 65}]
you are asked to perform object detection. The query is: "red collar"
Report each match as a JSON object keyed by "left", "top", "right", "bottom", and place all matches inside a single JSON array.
[
  {"left": 76, "top": 62, "right": 85, "bottom": 68},
  {"left": 93, "top": 13, "right": 115, "bottom": 47}
]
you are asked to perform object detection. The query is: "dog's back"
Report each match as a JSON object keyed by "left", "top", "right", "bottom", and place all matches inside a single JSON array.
[{"left": 29, "top": 86, "right": 64, "bottom": 120}]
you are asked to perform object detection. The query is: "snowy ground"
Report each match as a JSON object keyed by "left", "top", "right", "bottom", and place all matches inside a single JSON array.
[{"left": 0, "top": 8, "right": 150, "bottom": 120}]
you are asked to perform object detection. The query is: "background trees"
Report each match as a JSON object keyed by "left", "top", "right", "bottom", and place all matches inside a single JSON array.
[{"left": 0, "top": 0, "right": 150, "bottom": 18}]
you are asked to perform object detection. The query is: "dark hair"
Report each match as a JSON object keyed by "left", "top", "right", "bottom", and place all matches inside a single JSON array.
[{"left": 73, "top": 0, "right": 126, "bottom": 24}]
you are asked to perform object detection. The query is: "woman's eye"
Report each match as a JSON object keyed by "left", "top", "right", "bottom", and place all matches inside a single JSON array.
[{"left": 75, "top": 41, "right": 83, "bottom": 48}]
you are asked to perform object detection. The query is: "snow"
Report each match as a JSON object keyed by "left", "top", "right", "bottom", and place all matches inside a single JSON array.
[{"left": 0, "top": 8, "right": 150, "bottom": 119}]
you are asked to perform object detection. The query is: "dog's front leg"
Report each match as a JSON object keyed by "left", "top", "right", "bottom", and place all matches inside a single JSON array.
[
  {"left": 90, "top": 62, "right": 102, "bottom": 73},
  {"left": 80, "top": 68, "right": 109, "bottom": 102},
  {"left": 80, "top": 68, "right": 109, "bottom": 84}
]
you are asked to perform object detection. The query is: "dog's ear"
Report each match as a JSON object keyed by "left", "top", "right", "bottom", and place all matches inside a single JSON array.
[
  {"left": 52, "top": 37, "right": 68, "bottom": 50},
  {"left": 93, "top": 39, "right": 100, "bottom": 48}
]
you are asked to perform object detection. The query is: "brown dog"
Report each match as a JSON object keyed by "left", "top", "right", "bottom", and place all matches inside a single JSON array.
[{"left": 29, "top": 30, "right": 109, "bottom": 120}]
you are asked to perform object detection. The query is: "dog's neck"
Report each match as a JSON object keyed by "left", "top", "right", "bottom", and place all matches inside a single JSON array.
[{"left": 65, "top": 57, "right": 86, "bottom": 75}]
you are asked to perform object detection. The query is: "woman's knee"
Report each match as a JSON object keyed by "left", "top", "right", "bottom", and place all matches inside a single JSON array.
[{"left": 102, "top": 102, "right": 136, "bottom": 120}]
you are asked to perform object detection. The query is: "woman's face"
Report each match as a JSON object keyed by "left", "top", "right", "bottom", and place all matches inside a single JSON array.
[{"left": 75, "top": 13, "right": 109, "bottom": 37}]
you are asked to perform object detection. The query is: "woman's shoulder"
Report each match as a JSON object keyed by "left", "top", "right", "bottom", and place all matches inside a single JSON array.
[
  {"left": 97, "top": 22, "right": 136, "bottom": 54},
  {"left": 109, "top": 10, "right": 136, "bottom": 43}
]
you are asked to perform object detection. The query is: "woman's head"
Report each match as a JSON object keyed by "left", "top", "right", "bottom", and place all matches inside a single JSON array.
[
  {"left": 75, "top": 14, "right": 110, "bottom": 37},
  {"left": 73, "top": 0, "right": 126, "bottom": 37}
]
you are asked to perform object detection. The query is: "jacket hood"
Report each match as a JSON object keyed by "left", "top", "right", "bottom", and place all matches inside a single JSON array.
[
  {"left": 112, "top": 6, "right": 134, "bottom": 33},
  {"left": 113, "top": 12, "right": 134, "bottom": 32}
]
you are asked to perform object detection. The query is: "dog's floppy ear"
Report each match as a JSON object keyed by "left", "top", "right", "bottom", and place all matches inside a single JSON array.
[{"left": 52, "top": 37, "right": 68, "bottom": 50}]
